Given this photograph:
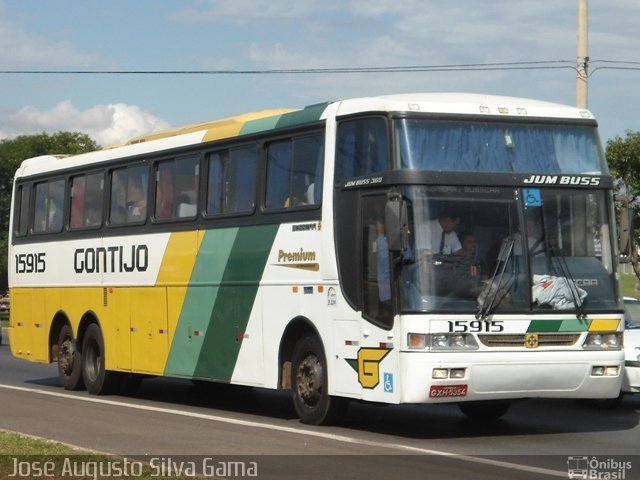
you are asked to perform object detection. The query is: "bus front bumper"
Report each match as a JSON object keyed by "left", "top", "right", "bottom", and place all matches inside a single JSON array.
[{"left": 399, "top": 350, "right": 624, "bottom": 404}]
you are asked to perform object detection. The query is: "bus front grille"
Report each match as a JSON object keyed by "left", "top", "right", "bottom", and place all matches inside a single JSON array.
[{"left": 477, "top": 333, "right": 581, "bottom": 348}]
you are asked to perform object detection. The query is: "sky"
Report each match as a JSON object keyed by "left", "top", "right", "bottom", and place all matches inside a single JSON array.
[{"left": 0, "top": 0, "right": 638, "bottom": 147}]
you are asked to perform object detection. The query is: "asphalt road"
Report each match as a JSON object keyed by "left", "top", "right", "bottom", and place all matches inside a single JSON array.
[{"left": 1, "top": 336, "right": 639, "bottom": 480}]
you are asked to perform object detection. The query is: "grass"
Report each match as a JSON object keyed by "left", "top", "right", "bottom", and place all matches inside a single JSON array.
[
  {"left": 621, "top": 272, "right": 640, "bottom": 299},
  {"left": 0, "top": 431, "right": 196, "bottom": 479}
]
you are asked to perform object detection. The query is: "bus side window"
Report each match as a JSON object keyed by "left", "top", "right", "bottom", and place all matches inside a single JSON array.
[
  {"left": 70, "top": 173, "right": 104, "bottom": 229},
  {"left": 155, "top": 156, "right": 199, "bottom": 221},
  {"left": 15, "top": 184, "right": 31, "bottom": 237},
  {"left": 109, "top": 165, "right": 148, "bottom": 225},
  {"left": 295, "top": 133, "right": 324, "bottom": 205},
  {"left": 228, "top": 146, "right": 256, "bottom": 213},
  {"left": 84, "top": 173, "right": 104, "bottom": 227},
  {"left": 265, "top": 132, "right": 324, "bottom": 209},
  {"left": 155, "top": 161, "right": 174, "bottom": 220},
  {"left": 33, "top": 179, "right": 65, "bottom": 234},
  {"left": 175, "top": 156, "right": 199, "bottom": 218},
  {"left": 207, "top": 147, "right": 257, "bottom": 216},
  {"left": 336, "top": 117, "right": 388, "bottom": 183},
  {"left": 70, "top": 175, "right": 86, "bottom": 228},
  {"left": 207, "top": 152, "right": 225, "bottom": 215},
  {"left": 265, "top": 140, "right": 292, "bottom": 208}
]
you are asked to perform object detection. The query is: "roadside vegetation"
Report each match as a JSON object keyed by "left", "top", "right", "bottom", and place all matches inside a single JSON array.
[{"left": 0, "top": 431, "right": 194, "bottom": 479}]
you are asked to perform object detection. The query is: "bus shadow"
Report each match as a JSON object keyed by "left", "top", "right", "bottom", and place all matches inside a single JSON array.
[
  {"left": 341, "top": 395, "right": 640, "bottom": 440},
  {"left": 121, "top": 375, "right": 640, "bottom": 440}
]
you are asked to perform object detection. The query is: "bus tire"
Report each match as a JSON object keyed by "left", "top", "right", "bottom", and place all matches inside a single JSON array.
[
  {"left": 81, "top": 323, "right": 119, "bottom": 395},
  {"left": 291, "top": 335, "right": 347, "bottom": 425},
  {"left": 57, "top": 324, "right": 85, "bottom": 391},
  {"left": 458, "top": 401, "right": 511, "bottom": 420}
]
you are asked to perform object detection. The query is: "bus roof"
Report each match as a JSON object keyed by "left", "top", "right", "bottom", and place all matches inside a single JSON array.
[
  {"left": 334, "top": 92, "right": 595, "bottom": 120},
  {"left": 16, "top": 93, "right": 595, "bottom": 178}
]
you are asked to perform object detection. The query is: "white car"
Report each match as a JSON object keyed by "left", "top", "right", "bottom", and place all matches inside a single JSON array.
[
  {"left": 588, "top": 297, "right": 640, "bottom": 409},
  {"left": 622, "top": 297, "right": 640, "bottom": 394}
]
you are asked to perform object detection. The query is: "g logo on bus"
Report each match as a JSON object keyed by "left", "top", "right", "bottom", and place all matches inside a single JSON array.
[{"left": 525, "top": 333, "right": 539, "bottom": 349}]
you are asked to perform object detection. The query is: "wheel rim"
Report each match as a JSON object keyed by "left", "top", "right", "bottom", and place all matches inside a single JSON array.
[
  {"left": 84, "top": 339, "right": 101, "bottom": 383},
  {"left": 58, "top": 337, "right": 75, "bottom": 375},
  {"left": 296, "top": 353, "right": 323, "bottom": 407}
]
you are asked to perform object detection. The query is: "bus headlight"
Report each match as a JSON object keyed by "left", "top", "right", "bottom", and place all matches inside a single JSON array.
[
  {"left": 428, "top": 333, "right": 478, "bottom": 351},
  {"left": 407, "top": 333, "right": 479, "bottom": 350},
  {"left": 582, "top": 332, "right": 622, "bottom": 349}
]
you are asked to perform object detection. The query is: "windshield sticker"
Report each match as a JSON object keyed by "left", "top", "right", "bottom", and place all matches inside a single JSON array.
[{"left": 523, "top": 188, "right": 542, "bottom": 207}]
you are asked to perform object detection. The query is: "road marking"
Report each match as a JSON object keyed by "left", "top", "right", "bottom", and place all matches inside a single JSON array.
[{"left": 0, "top": 383, "right": 565, "bottom": 478}]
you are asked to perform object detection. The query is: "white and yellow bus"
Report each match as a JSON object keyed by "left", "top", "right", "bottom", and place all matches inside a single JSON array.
[{"left": 8, "top": 93, "right": 624, "bottom": 425}]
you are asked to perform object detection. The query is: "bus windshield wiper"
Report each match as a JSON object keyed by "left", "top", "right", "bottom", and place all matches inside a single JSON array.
[
  {"left": 549, "top": 248, "right": 587, "bottom": 319},
  {"left": 476, "top": 237, "right": 515, "bottom": 320}
]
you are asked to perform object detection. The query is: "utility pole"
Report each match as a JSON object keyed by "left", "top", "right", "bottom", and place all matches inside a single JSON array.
[{"left": 576, "top": 0, "right": 589, "bottom": 108}]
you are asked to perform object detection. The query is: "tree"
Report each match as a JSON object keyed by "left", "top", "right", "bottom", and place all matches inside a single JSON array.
[
  {"left": 0, "top": 132, "right": 99, "bottom": 291},
  {"left": 606, "top": 130, "right": 640, "bottom": 279}
]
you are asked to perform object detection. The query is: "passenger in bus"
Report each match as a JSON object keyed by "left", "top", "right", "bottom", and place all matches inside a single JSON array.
[
  {"left": 46, "top": 189, "right": 63, "bottom": 232},
  {"left": 284, "top": 180, "right": 309, "bottom": 208},
  {"left": 176, "top": 191, "right": 197, "bottom": 217},
  {"left": 126, "top": 181, "right": 147, "bottom": 221},
  {"left": 458, "top": 231, "right": 485, "bottom": 278}
]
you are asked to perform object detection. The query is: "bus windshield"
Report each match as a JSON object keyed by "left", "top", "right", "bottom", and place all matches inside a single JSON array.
[
  {"left": 395, "top": 119, "right": 607, "bottom": 174},
  {"left": 398, "top": 185, "right": 616, "bottom": 313}
]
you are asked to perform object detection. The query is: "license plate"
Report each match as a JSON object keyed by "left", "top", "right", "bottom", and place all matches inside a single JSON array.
[{"left": 429, "top": 384, "right": 468, "bottom": 398}]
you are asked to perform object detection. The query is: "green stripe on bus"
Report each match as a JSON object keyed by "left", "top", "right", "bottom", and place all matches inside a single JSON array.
[
  {"left": 240, "top": 115, "right": 284, "bottom": 136},
  {"left": 527, "top": 319, "right": 563, "bottom": 332},
  {"left": 192, "top": 224, "right": 279, "bottom": 381},
  {"left": 164, "top": 228, "right": 239, "bottom": 377},
  {"left": 240, "top": 102, "right": 328, "bottom": 136},
  {"left": 527, "top": 319, "right": 592, "bottom": 333},
  {"left": 558, "top": 319, "right": 591, "bottom": 332},
  {"left": 273, "top": 102, "right": 329, "bottom": 129}
]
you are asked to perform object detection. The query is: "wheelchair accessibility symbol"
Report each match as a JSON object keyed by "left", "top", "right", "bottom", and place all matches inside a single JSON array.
[
  {"left": 523, "top": 188, "right": 542, "bottom": 207},
  {"left": 384, "top": 373, "right": 394, "bottom": 393}
]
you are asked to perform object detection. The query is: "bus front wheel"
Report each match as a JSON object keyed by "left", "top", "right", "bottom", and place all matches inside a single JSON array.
[
  {"left": 81, "top": 323, "right": 119, "bottom": 395},
  {"left": 291, "top": 335, "right": 347, "bottom": 425},
  {"left": 57, "top": 324, "right": 84, "bottom": 391}
]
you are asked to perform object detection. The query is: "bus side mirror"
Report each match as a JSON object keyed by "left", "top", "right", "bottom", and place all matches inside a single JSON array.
[
  {"left": 619, "top": 206, "right": 632, "bottom": 256},
  {"left": 385, "top": 194, "right": 409, "bottom": 254}
]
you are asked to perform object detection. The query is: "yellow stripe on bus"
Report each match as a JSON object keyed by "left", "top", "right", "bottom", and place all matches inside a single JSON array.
[
  {"left": 588, "top": 319, "right": 620, "bottom": 331},
  {"left": 157, "top": 231, "right": 204, "bottom": 346}
]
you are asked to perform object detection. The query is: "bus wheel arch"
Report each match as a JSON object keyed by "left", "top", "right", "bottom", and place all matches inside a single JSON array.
[
  {"left": 50, "top": 312, "right": 85, "bottom": 391},
  {"left": 278, "top": 317, "right": 319, "bottom": 390},
  {"left": 279, "top": 319, "right": 348, "bottom": 425}
]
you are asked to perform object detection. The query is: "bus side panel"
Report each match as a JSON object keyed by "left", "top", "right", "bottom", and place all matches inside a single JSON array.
[
  {"left": 108, "top": 287, "right": 132, "bottom": 371},
  {"left": 9, "top": 288, "right": 47, "bottom": 362},
  {"left": 165, "top": 225, "right": 278, "bottom": 383},
  {"left": 130, "top": 287, "right": 168, "bottom": 375},
  {"left": 164, "top": 228, "right": 238, "bottom": 378}
]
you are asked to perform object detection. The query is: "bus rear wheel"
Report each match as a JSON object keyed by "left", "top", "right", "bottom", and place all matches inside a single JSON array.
[
  {"left": 81, "top": 323, "right": 120, "bottom": 395},
  {"left": 291, "top": 335, "right": 347, "bottom": 425},
  {"left": 57, "top": 324, "right": 84, "bottom": 391}
]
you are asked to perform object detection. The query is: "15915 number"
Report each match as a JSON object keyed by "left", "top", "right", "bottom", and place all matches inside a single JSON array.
[
  {"left": 15, "top": 252, "right": 46, "bottom": 273},
  {"left": 448, "top": 319, "right": 504, "bottom": 333}
]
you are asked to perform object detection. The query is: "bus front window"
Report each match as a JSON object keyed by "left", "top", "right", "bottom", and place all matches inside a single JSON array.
[
  {"left": 525, "top": 188, "right": 616, "bottom": 311},
  {"left": 400, "top": 186, "right": 524, "bottom": 312},
  {"left": 398, "top": 186, "right": 617, "bottom": 313}
]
